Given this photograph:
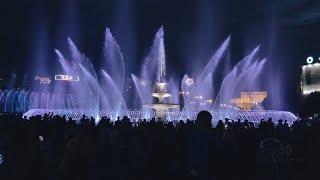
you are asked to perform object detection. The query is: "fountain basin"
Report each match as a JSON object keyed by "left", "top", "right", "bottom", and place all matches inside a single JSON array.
[
  {"left": 143, "top": 103, "right": 180, "bottom": 120},
  {"left": 23, "top": 109, "right": 297, "bottom": 125}
]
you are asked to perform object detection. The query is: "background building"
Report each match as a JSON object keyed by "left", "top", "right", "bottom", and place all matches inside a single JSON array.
[{"left": 301, "top": 60, "right": 320, "bottom": 95}]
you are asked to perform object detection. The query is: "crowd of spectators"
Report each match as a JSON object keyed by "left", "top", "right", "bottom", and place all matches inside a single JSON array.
[{"left": 0, "top": 111, "right": 320, "bottom": 180}]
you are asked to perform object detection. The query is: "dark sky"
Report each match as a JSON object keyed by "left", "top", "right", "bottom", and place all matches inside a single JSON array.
[
  {"left": 1, "top": 0, "right": 320, "bottom": 72},
  {"left": 1, "top": 0, "right": 320, "bottom": 110}
]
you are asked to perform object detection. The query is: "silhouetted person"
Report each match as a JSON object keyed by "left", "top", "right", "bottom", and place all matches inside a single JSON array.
[{"left": 186, "top": 111, "right": 214, "bottom": 180}]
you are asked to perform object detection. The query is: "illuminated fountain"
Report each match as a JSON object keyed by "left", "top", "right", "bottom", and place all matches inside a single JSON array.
[
  {"left": 130, "top": 27, "right": 180, "bottom": 119},
  {"left": 142, "top": 82, "right": 180, "bottom": 120},
  {"left": 141, "top": 33, "right": 180, "bottom": 119},
  {"left": 13, "top": 26, "right": 298, "bottom": 123}
]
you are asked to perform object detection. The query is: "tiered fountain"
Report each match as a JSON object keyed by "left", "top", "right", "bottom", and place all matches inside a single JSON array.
[{"left": 142, "top": 50, "right": 179, "bottom": 120}]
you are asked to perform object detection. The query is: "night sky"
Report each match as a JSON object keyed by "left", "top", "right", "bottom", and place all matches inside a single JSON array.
[{"left": 1, "top": 0, "right": 320, "bottom": 111}]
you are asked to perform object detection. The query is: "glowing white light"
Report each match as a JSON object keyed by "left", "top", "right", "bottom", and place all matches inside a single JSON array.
[
  {"left": 205, "top": 99, "right": 213, "bottom": 103},
  {"left": 185, "top": 78, "right": 194, "bottom": 86},
  {"left": 302, "top": 89, "right": 320, "bottom": 95},
  {"left": 306, "top": 56, "right": 314, "bottom": 64},
  {"left": 95, "top": 114, "right": 100, "bottom": 124},
  {"left": 35, "top": 76, "right": 51, "bottom": 84},
  {"left": 55, "top": 75, "right": 79, "bottom": 82},
  {"left": 139, "top": 80, "right": 146, "bottom": 86},
  {"left": 157, "top": 83, "right": 166, "bottom": 88}
]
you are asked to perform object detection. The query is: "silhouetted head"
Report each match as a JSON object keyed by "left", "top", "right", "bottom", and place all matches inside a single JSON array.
[{"left": 196, "top": 110, "right": 212, "bottom": 129}]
